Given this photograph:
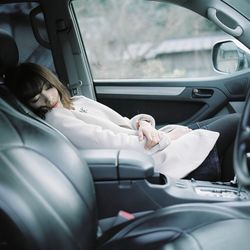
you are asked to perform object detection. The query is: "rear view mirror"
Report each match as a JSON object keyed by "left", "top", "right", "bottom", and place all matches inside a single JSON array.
[{"left": 212, "top": 40, "right": 250, "bottom": 74}]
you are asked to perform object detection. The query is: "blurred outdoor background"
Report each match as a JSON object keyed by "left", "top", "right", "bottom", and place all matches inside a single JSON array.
[{"left": 73, "top": 0, "right": 231, "bottom": 79}]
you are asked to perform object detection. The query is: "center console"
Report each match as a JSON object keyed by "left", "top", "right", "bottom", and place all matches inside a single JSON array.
[{"left": 79, "top": 149, "right": 249, "bottom": 219}]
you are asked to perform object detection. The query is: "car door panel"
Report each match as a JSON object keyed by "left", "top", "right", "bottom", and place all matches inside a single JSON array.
[{"left": 95, "top": 71, "right": 250, "bottom": 126}]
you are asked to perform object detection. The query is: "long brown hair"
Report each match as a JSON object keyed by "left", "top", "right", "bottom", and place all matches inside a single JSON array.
[{"left": 5, "top": 62, "right": 73, "bottom": 118}]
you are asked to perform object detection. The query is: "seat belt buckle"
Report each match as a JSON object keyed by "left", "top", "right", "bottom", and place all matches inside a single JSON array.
[
  {"left": 112, "top": 210, "right": 135, "bottom": 227},
  {"left": 67, "top": 80, "right": 82, "bottom": 95},
  {"left": 118, "top": 210, "right": 135, "bottom": 220}
]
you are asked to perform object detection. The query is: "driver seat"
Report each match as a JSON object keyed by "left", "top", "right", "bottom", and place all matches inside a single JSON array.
[{"left": 0, "top": 28, "right": 250, "bottom": 250}]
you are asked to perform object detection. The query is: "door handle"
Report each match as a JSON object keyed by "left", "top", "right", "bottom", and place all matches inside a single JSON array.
[
  {"left": 192, "top": 88, "right": 214, "bottom": 98},
  {"left": 207, "top": 8, "right": 243, "bottom": 37}
]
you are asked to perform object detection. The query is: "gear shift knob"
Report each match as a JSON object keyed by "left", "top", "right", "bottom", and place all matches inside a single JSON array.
[{"left": 230, "top": 176, "right": 238, "bottom": 186}]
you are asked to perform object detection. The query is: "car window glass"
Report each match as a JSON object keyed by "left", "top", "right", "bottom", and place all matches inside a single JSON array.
[{"left": 72, "top": 0, "right": 232, "bottom": 80}]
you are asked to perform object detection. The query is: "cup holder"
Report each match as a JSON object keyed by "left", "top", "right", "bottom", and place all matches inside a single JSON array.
[{"left": 146, "top": 174, "right": 167, "bottom": 185}]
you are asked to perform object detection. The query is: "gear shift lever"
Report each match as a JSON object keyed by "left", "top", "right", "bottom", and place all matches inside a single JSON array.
[
  {"left": 231, "top": 176, "right": 242, "bottom": 197},
  {"left": 230, "top": 176, "right": 238, "bottom": 186}
]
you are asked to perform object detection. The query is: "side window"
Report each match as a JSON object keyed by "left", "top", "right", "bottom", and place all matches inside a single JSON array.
[
  {"left": 72, "top": 0, "right": 232, "bottom": 80},
  {"left": 0, "top": 3, "right": 55, "bottom": 71}
]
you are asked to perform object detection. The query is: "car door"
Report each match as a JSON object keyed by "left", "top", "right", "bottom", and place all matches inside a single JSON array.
[{"left": 72, "top": 0, "right": 250, "bottom": 127}]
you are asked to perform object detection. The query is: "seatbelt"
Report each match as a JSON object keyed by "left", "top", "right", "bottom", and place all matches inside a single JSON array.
[
  {"left": 56, "top": 18, "right": 82, "bottom": 96},
  {"left": 30, "top": 6, "right": 83, "bottom": 96}
]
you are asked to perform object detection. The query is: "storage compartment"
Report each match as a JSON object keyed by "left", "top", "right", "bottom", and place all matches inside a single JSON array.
[
  {"left": 79, "top": 149, "right": 250, "bottom": 219},
  {"left": 79, "top": 149, "right": 154, "bottom": 180}
]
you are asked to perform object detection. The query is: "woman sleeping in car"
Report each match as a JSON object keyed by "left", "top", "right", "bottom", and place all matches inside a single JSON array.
[{"left": 5, "top": 62, "right": 240, "bottom": 181}]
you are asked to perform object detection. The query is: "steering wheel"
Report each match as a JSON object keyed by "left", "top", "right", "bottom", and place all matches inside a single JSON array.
[{"left": 234, "top": 90, "right": 250, "bottom": 187}]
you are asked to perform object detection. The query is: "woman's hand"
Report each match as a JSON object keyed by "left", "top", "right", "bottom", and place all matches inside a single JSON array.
[
  {"left": 138, "top": 120, "right": 161, "bottom": 149},
  {"left": 167, "top": 126, "right": 192, "bottom": 140}
]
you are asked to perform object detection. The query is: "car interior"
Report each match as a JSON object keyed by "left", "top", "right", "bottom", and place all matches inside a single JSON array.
[{"left": 0, "top": 0, "right": 250, "bottom": 249}]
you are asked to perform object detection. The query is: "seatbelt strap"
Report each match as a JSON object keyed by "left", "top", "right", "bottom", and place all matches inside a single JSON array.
[{"left": 56, "top": 19, "right": 82, "bottom": 96}]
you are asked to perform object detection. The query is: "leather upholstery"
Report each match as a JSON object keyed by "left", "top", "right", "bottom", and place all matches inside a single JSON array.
[
  {"left": 97, "top": 203, "right": 250, "bottom": 250},
  {"left": 0, "top": 29, "right": 18, "bottom": 75},
  {"left": 0, "top": 96, "right": 98, "bottom": 250}
]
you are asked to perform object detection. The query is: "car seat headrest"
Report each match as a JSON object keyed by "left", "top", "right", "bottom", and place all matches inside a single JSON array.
[{"left": 0, "top": 29, "right": 19, "bottom": 76}]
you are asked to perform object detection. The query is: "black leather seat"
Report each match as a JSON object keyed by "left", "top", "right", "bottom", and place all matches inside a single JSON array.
[{"left": 0, "top": 28, "right": 250, "bottom": 250}]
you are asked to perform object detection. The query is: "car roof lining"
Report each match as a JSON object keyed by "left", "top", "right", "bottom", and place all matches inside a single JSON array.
[
  {"left": 0, "top": 0, "right": 38, "bottom": 3},
  {"left": 222, "top": 0, "right": 250, "bottom": 21}
]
